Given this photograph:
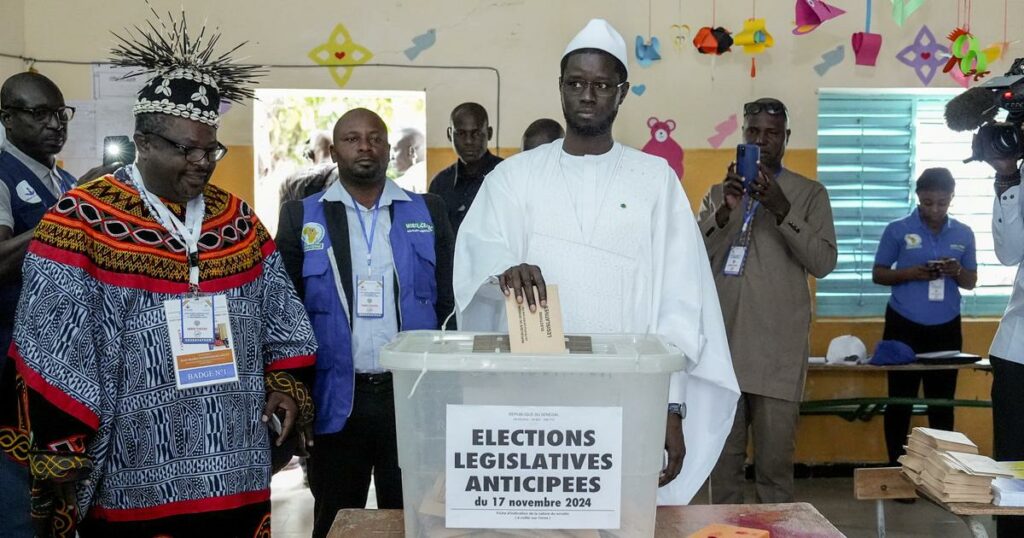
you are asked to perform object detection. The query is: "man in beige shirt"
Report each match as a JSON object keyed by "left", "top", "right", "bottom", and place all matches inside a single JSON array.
[{"left": 698, "top": 98, "right": 837, "bottom": 503}]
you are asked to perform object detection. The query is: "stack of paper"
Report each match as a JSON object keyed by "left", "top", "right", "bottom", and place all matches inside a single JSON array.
[
  {"left": 899, "top": 428, "right": 1009, "bottom": 503},
  {"left": 992, "top": 462, "right": 1024, "bottom": 506},
  {"left": 994, "top": 477, "right": 1024, "bottom": 506}
]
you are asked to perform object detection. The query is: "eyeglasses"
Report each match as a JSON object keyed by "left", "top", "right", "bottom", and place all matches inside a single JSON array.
[
  {"left": 561, "top": 78, "right": 626, "bottom": 97},
  {"left": 3, "top": 106, "right": 75, "bottom": 123},
  {"left": 743, "top": 101, "right": 788, "bottom": 119},
  {"left": 145, "top": 132, "right": 228, "bottom": 163}
]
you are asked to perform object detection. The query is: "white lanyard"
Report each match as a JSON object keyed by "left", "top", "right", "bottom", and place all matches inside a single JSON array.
[{"left": 129, "top": 165, "right": 205, "bottom": 288}]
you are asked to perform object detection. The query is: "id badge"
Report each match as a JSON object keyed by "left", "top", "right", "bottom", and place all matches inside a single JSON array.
[
  {"left": 357, "top": 276, "right": 385, "bottom": 318},
  {"left": 723, "top": 246, "right": 748, "bottom": 276},
  {"left": 928, "top": 278, "right": 945, "bottom": 302},
  {"left": 163, "top": 294, "right": 238, "bottom": 390},
  {"left": 180, "top": 295, "right": 216, "bottom": 344}
]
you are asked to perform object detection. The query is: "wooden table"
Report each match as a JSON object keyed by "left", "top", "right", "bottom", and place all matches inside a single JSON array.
[
  {"left": 807, "top": 359, "right": 990, "bottom": 372},
  {"left": 802, "top": 359, "right": 992, "bottom": 422},
  {"left": 855, "top": 466, "right": 1024, "bottom": 538},
  {"left": 328, "top": 503, "right": 844, "bottom": 537},
  {"left": 917, "top": 487, "right": 1024, "bottom": 538}
]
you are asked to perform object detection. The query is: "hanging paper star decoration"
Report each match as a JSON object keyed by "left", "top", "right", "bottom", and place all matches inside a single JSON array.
[
  {"left": 308, "top": 23, "right": 373, "bottom": 88},
  {"left": 895, "top": 26, "right": 948, "bottom": 86}
]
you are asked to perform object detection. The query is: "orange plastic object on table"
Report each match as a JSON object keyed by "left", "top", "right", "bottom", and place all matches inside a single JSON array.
[{"left": 687, "top": 523, "right": 771, "bottom": 538}]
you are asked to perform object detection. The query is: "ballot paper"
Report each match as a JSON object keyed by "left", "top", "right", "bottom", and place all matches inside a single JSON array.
[
  {"left": 946, "top": 452, "right": 1015, "bottom": 478},
  {"left": 504, "top": 284, "right": 567, "bottom": 354},
  {"left": 994, "top": 478, "right": 1024, "bottom": 506}
]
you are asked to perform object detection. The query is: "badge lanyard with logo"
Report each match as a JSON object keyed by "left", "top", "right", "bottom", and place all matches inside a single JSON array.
[
  {"left": 927, "top": 232, "right": 945, "bottom": 303},
  {"left": 723, "top": 197, "right": 759, "bottom": 276},
  {"left": 129, "top": 165, "right": 238, "bottom": 389},
  {"left": 54, "top": 172, "right": 74, "bottom": 194},
  {"left": 352, "top": 192, "right": 385, "bottom": 318}
]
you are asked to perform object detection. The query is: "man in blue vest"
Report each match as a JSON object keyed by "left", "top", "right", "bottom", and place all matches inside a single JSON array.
[
  {"left": 276, "top": 108, "right": 455, "bottom": 538},
  {"left": 0, "top": 71, "right": 115, "bottom": 538}
]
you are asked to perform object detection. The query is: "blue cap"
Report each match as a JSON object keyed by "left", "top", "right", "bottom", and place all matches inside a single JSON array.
[{"left": 870, "top": 340, "right": 917, "bottom": 366}]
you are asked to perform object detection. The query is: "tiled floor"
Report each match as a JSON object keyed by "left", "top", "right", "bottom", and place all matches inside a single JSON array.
[{"left": 270, "top": 464, "right": 997, "bottom": 537}]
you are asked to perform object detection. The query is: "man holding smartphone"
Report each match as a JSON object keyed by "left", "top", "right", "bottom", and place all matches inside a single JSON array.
[{"left": 698, "top": 97, "right": 838, "bottom": 504}]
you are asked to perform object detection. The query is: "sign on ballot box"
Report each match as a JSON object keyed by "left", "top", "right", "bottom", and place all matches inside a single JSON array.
[
  {"left": 380, "top": 330, "right": 685, "bottom": 536},
  {"left": 445, "top": 405, "right": 623, "bottom": 529}
]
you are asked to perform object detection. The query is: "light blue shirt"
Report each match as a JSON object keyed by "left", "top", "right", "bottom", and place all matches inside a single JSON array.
[{"left": 320, "top": 179, "right": 411, "bottom": 373}]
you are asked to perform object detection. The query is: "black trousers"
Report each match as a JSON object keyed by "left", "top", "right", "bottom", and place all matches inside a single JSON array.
[
  {"left": 881, "top": 306, "right": 962, "bottom": 464},
  {"left": 992, "top": 356, "right": 1024, "bottom": 537},
  {"left": 308, "top": 374, "right": 403, "bottom": 538}
]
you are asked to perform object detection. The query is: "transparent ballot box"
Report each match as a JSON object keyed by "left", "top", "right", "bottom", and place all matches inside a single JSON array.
[{"left": 380, "top": 331, "right": 685, "bottom": 537}]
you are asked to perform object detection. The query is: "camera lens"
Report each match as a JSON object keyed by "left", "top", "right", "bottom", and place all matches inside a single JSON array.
[{"left": 992, "top": 125, "right": 1024, "bottom": 158}]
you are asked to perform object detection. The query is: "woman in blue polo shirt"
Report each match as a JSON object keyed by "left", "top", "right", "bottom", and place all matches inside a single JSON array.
[{"left": 872, "top": 167, "right": 978, "bottom": 465}]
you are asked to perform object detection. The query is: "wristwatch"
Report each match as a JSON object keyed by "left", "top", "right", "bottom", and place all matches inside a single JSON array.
[{"left": 668, "top": 403, "right": 686, "bottom": 419}]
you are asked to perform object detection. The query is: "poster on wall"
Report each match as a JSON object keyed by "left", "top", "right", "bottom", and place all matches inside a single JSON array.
[
  {"left": 60, "top": 99, "right": 135, "bottom": 177},
  {"left": 445, "top": 405, "right": 623, "bottom": 530},
  {"left": 57, "top": 65, "right": 140, "bottom": 177}
]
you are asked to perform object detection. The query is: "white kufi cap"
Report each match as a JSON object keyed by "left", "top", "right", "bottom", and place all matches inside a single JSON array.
[{"left": 563, "top": 19, "right": 629, "bottom": 77}]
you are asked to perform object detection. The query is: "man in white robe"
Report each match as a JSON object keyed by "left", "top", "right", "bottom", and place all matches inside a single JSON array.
[{"left": 453, "top": 18, "right": 739, "bottom": 505}]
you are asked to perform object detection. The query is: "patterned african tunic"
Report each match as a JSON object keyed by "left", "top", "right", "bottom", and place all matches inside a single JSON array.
[{"left": 0, "top": 171, "right": 317, "bottom": 537}]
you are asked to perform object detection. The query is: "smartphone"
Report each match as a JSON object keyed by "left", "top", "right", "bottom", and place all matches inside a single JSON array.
[
  {"left": 736, "top": 144, "right": 760, "bottom": 190},
  {"left": 927, "top": 259, "right": 944, "bottom": 271},
  {"left": 268, "top": 413, "right": 283, "bottom": 436},
  {"left": 103, "top": 135, "right": 135, "bottom": 167}
]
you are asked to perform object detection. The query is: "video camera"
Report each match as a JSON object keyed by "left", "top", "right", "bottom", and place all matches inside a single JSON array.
[{"left": 945, "top": 58, "right": 1024, "bottom": 163}]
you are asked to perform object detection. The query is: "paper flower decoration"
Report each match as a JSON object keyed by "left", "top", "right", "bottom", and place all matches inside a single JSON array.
[
  {"left": 635, "top": 36, "right": 662, "bottom": 68},
  {"left": 734, "top": 18, "right": 774, "bottom": 54},
  {"left": 895, "top": 26, "right": 948, "bottom": 86},
  {"left": 693, "top": 26, "right": 733, "bottom": 55},
  {"left": 793, "top": 0, "right": 846, "bottom": 35}
]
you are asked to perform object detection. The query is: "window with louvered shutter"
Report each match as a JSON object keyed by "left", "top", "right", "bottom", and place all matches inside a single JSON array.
[{"left": 816, "top": 89, "right": 1010, "bottom": 317}]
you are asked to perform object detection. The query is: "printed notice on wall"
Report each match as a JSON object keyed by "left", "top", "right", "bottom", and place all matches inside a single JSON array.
[{"left": 445, "top": 405, "right": 623, "bottom": 529}]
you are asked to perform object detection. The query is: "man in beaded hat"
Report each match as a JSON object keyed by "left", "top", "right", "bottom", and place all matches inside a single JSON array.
[{"left": 0, "top": 10, "right": 317, "bottom": 536}]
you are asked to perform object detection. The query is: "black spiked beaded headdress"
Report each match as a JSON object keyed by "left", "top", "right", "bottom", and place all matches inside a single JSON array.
[{"left": 109, "top": 6, "right": 264, "bottom": 126}]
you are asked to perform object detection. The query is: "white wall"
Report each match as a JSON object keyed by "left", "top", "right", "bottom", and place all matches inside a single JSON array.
[
  {"left": 0, "top": 0, "right": 25, "bottom": 84},
  {"left": 6, "top": 0, "right": 1018, "bottom": 149}
]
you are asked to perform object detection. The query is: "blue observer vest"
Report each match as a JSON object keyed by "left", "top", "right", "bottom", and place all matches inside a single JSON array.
[
  {"left": 0, "top": 150, "right": 75, "bottom": 353},
  {"left": 301, "top": 193, "right": 439, "bottom": 435}
]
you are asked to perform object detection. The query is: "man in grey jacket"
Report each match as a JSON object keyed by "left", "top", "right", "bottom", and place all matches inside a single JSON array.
[{"left": 698, "top": 97, "right": 838, "bottom": 504}]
